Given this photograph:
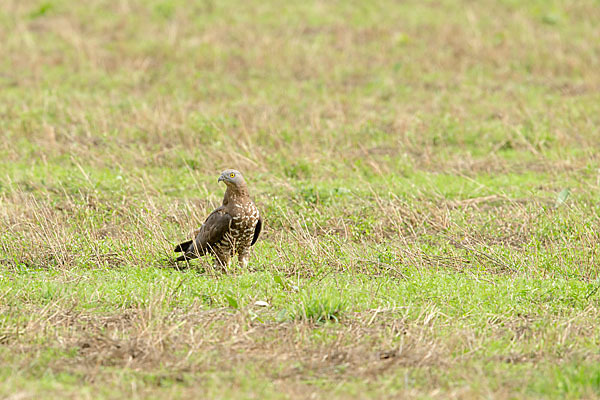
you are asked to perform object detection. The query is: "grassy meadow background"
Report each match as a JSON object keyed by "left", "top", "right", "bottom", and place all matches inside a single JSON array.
[{"left": 1, "top": 0, "right": 600, "bottom": 398}]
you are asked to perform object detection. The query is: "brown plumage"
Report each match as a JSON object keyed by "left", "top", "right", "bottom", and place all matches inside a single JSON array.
[{"left": 174, "top": 169, "right": 262, "bottom": 268}]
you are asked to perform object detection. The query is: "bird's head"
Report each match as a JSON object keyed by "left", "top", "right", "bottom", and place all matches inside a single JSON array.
[{"left": 218, "top": 169, "right": 246, "bottom": 188}]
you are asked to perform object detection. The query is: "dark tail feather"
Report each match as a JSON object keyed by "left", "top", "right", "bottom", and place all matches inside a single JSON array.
[
  {"left": 174, "top": 240, "right": 193, "bottom": 253},
  {"left": 175, "top": 240, "right": 206, "bottom": 262},
  {"left": 176, "top": 253, "right": 198, "bottom": 262}
]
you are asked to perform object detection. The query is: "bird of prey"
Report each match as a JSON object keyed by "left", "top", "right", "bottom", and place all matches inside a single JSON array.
[{"left": 174, "top": 169, "right": 262, "bottom": 268}]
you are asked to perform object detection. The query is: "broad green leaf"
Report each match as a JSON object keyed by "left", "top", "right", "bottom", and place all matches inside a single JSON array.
[{"left": 224, "top": 293, "right": 238, "bottom": 309}]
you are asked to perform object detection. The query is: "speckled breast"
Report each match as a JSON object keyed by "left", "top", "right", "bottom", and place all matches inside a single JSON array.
[{"left": 230, "top": 201, "right": 259, "bottom": 244}]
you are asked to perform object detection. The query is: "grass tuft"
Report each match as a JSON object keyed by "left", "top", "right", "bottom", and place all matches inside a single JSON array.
[{"left": 291, "top": 289, "right": 348, "bottom": 323}]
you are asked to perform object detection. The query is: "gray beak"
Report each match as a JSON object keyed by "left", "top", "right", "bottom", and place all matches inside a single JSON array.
[{"left": 218, "top": 175, "right": 224, "bottom": 183}]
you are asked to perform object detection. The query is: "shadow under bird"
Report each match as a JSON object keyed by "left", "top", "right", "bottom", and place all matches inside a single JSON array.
[{"left": 174, "top": 169, "right": 262, "bottom": 268}]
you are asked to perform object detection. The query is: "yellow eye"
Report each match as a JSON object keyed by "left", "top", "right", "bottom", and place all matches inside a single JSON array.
[{"left": 230, "top": 173, "right": 235, "bottom": 178}]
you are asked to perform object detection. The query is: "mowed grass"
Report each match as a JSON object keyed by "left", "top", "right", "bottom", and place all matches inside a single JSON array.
[{"left": 1, "top": 0, "right": 600, "bottom": 398}]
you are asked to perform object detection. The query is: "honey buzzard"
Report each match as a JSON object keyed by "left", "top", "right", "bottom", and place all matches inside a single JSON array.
[{"left": 174, "top": 169, "right": 262, "bottom": 268}]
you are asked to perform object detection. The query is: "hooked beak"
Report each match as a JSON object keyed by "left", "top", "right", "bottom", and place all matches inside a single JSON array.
[{"left": 218, "top": 175, "right": 225, "bottom": 183}]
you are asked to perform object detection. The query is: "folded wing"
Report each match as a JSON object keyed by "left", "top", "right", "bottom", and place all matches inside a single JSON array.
[
  {"left": 251, "top": 216, "right": 262, "bottom": 246},
  {"left": 174, "top": 207, "right": 232, "bottom": 261}
]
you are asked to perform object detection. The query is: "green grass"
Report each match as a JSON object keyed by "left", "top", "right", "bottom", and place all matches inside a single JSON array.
[{"left": 1, "top": 0, "right": 600, "bottom": 398}]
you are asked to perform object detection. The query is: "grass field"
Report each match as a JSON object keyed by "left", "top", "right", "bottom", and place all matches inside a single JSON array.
[{"left": 1, "top": 0, "right": 600, "bottom": 398}]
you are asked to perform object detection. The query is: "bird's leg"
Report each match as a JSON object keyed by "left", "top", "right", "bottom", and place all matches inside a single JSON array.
[
  {"left": 238, "top": 248, "right": 251, "bottom": 269},
  {"left": 213, "top": 253, "right": 231, "bottom": 272}
]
